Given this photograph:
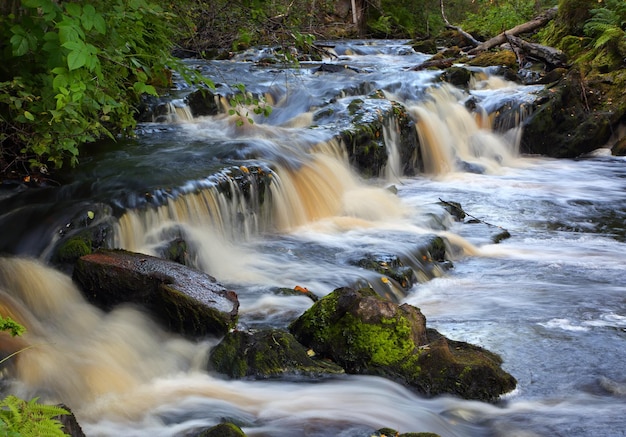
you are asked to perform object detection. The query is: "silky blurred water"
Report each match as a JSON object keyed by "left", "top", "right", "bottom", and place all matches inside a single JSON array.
[{"left": 1, "top": 40, "right": 625, "bottom": 436}]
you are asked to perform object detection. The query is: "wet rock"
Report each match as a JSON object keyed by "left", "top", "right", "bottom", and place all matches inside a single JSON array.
[
  {"left": 438, "top": 199, "right": 466, "bottom": 221},
  {"left": 196, "top": 422, "right": 246, "bottom": 437},
  {"left": 521, "top": 70, "right": 613, "bottom": 158},
  {"left": 492, "top": 229, "right": 511, "bottom": 243},
  {"left": 186, "top": 88, "right": 220, "bottom": 117},
  {"left": 50, "top": 204, "right": 115, "bottom": 273},
  {"left": 289, "top": 287, "right": 517, "bottom": 401},
  {"left": 411, "top": 39, "right": 438, "bottom": 55},
  {"left": 314, "top": 63, "right": 360, "bottom": 74},
  {"left": 348, "top": 253, "right": 416, "bottom": 291},
  {"left": 338, "top": 98, "right": 420, "bottom": 177},
  {"left": 274, "top": 285, "right": 319, "bottom": 302},
  {"left": 57, "top": 404, "right": 86, "bottom": 437},
  {"left": 208, "top": 329, "right": 344, "bottom": 378},
  {"left": 73, "top": 249, "right": 239, "bottom": 338},
  {"left": 440, "top": 66, "right": 472, "bottom": 88},
  {"left": 156, "top": 236, "right": 191, "bottom": 266},
  {"left": 374, "top": 429, "right": 440, "bottom": 437},
  {"left": 613, "top": 136, "right": 626, "bottom": 156}
]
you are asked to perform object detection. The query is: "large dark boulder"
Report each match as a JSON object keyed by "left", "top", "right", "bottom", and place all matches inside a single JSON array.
[
  {"left": 289, "top": 287, "right": 516, "bottom": 401},
  {"left": 521, "top": 71, "right": 612, "bottom": 158},
  {"left": 208, "top": 329, "right": 344, "bottom": 379},
  {"left": 73, "top": 249, "right": 239, "bottom": 338}
]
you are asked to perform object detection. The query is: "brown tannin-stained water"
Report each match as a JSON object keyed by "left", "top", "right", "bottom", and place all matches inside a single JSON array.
[{"left": 1, "top": 40, "right": 625, "bottom": 436}]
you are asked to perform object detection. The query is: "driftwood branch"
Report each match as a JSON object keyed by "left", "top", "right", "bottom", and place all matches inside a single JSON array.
[
  {"left": 440, "top": 0, "right": 481, "bottom": 47},
  {"left": 505, "top": 32, "right": 568, "bottom": 68},
  {"left": 468, "top": 6, "right": 558, "bottom": 55}
]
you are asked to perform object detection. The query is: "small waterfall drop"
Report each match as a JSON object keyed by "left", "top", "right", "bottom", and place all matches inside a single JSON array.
[{"left": 409, "top": 83, "right": 523, "bottom": 175}]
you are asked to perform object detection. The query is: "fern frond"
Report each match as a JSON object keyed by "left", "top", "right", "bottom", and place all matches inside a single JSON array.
[
  {"left": 0, "top": 396, "right": 69, "bottom": 437},
  {"left": 594, "top": 27, "right": 625, "bottom": 49}
]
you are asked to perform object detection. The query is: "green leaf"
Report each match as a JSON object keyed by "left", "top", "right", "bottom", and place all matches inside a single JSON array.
[
  {"left": 92, "top": 13, "right": 106, "bottom": 34},
  {"left": 63, "top": 41, "right": 98, "bottom": 71},
  {"left": 65, "top": 3, "right": 82, "bottom": 17},
  {"left": 81, "top": 4, "right": 96, "bottom": 31},
  {"left": 57, "top": 19, "right": 84, "bottom": 44},
  {"left": 10, "top": 33, "right": 29, "bottom": 57},
  {"left": 21, "top": 0, "right": 46, "bottom": 8},
  {"left": 23, "top": 111, "right": 35, "bottom": 121}
]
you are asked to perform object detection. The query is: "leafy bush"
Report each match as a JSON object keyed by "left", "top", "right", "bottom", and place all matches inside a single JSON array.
[
  {"left": 0, "top": 0, "right": 209, "bottom": 175},
  {"left": 461, "top": 0, "right": 537, "bottom": 38}
]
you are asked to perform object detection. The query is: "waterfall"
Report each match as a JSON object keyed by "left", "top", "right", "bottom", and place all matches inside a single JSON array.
[
  {"left": 382, "top": 114, "right": 403, "bottom": 183},
  {"left": 408, "top": 80, "right": 528, "bottom": 176},
  {"left": 0, "top": 257, "right": 205, "bottom": 408}
]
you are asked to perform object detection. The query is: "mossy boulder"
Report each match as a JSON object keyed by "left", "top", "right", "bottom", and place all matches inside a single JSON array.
[
  {"left": 289, "top": 287, "right": 516, "bottom": 401},
  {"left": 73, "top": 249, "right": 239, "bottom": 338},
  {"left": 440, "top": 66, "right": 472, "bottom": 88},
  {"left": 196, "top": 422, "right": 246, "bottom": 437},
  {"left": 521, "top": 70, "right": 613, "bottom": 157},
  {"left": 50, "top": 204, "right": 115, "bottom": 273},
  {"left": 412, "top": 39, "right": 438, "bottom": 55},
  {"left": 338, "top": 98, "right": 420, "bottom": 177},
  {"left": 208, "top": 329, "right": 344, "bottom": 379},
  {"left": 467, "top": 49, "right": 518, "bottom": 70}
]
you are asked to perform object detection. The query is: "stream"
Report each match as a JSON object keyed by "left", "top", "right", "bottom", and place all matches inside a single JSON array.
[{"left": 1, "top": 40, "right": 625, "bottom": 437}]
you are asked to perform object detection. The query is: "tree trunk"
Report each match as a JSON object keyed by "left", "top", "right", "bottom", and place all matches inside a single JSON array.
[
  {"left": 468, "top": 6, "right": 558, "bottom": 54},
  {"left": 505, "top": 32, "right": 568, "bottom": 68}
]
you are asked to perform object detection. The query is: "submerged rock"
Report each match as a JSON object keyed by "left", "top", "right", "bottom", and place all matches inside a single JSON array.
[
  {"left": 73, "top": 249, "right": 239, "bottom": 337},
  {"left": 289, "top": 287, "right": 516, "bottom": 401},
  {"left": 208, "top": 328, "right": 344, "bottom": 378},
  {"left": 374, "top": 429, "right": 440, "bottom": 437}
]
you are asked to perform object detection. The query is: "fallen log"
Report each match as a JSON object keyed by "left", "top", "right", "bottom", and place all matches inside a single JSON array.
[
  {"left": 468, "top": 6, "right": 558, "bottom": 55},
  {"left": 505, "top": 32, "right": 568, "bottom": 68}
]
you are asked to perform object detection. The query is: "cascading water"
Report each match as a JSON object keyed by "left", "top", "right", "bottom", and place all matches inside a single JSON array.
[{"left": 1, "top": 40, "right": 625, "bottom": 437}]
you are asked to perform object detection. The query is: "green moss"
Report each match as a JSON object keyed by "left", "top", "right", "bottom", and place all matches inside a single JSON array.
[
  {"left": 198, "top": 422, "right": 246, "bottom": 437},
  {"left": 291, "top": 288, "right": 416, "bottom": 368},
  {"left": 468, "top": 50, "right": 517, "bottom": 69},
  {"left": 55, "top": 236, "right": 92, "bottom": 264},
  {"left": 342, "top": 313, "right": 414, "bottom": 366},
  {"left": 209, "top": 329, "right": 344, "bottom": 378}
]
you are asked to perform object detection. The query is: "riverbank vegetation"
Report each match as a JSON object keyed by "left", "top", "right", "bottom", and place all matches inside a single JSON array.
[{"left": 1, "top": 0, "right": 624, "bottom": 181}]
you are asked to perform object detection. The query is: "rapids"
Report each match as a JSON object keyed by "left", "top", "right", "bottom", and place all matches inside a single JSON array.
[{"left": 1, "top": 40, "right": 625, "bottom": 436}]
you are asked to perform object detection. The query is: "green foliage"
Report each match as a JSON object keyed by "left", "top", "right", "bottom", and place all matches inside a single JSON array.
[
  {"left": 227, "top": 84, "right": 272, "bottom": 126},
  {"left": 366, "top": 0, "right": 443, "bottom": 38},
  {"left": 0, "top": 315, "right": 24, "bottom": 338},
  {"left": 583, "top": 0, "right": 626, "bottom": 49},
  {"left": 0, "top": 396, "right": 69, "bottom": 437},
  {"left": 1, "top": 317, "right": 69, "bottom": 437},
  {"left": 0, "top": 0, "right": 212, "bottom": 175},
  {"left": 461, "top": 0, "right": 536, "bottom": 38}
]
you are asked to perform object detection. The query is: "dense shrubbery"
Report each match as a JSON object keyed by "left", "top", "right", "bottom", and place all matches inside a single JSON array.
[{"left": 0, "top": 0, "right": 205, "bottom": 177}]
